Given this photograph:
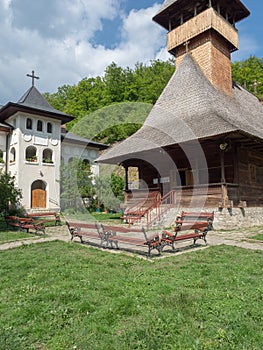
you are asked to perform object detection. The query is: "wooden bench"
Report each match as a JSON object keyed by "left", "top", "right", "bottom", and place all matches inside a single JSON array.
[
  {"left": 27, "top": 212, "right": 61, "bottom": 225},
  {"left": 103, "top": 225, "right": 162, "bottom": 255},
  {"left": 66, "top": 221, "right": 110, "bottom": 247},
  {"left": 5, "top": 216, "right": 46, "bottom": 235},
  {"left": 5, "top": 216, "right": 20, "bottom": 230},
  {"left": 66, "top": 221, "right": 162, "bottom": 255},
  {"left": 161, "top": 211, "right": 214, "bottom": 251}
]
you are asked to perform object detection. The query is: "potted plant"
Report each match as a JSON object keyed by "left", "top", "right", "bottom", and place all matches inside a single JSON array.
[{"left": 26, "top": 155, "right": 37, "bottom": 162}]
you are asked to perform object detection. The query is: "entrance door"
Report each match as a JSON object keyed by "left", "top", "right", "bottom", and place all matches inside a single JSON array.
[{"left": 31, "top": 181, "right": 46, "bottom": 208}]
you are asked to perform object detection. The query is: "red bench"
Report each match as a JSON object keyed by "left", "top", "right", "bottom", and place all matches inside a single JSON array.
[
  {"left": 66, "top": 221, "right": 110, "bottom": 247},
  {"left": 66, "top": 221, "right": 162, "bottom": 255},
  {"left": 5, "top": 216, "right": 45, "bottom": 235},
  {"left": 106, "top": 226, "right": 162, "bottom": 255},
  {"left": 161, "top": 211, "right": 214, "bottom": 251},
  {"left": 27, "top": 212, "right": 61, "bottom": 225}
]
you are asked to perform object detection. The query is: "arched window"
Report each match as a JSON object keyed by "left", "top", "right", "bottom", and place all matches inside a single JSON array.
[
  {"left": 42, "top": 148, "right": 53, "bottom": 164},
  {"left": 26, "top": 146, "right": 37, "bottom": 162},
  {"left": 47, "top": 122, "right": 52, "bottom": 133},
  {"left": 26, "top": 118, "right": 32, "bottom": 130},
  {"left": 10, "top": 147, "right": 16, "bottom": 163},
  {"left": 37, "top": 120, "right": 43, "bottom": 132}
]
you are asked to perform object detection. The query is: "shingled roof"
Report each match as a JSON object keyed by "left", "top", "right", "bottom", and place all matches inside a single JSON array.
[
  {"left": 0, "top": 86, "right": 73, "bottom": 124},
  {"left": 97, "top": 53, "right": 263, "bottom": 164}
]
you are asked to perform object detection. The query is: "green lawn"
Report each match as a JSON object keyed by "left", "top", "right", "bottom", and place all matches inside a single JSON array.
[
  {"left": 251, "top": 233, "right": 263, "bottom": 241},
  {"left": 63, "top": 211, "right": 122, "bottom": 224},
  {"left": 0, "top": 219, "right": 52, "bottom": 243},
  {"left": 0, "top": 242, "right": 262, "bottom": 350},
  {"left": 0, "top": 220, "right": 37, "bottom": 242},
  {"left": 0, "top": 230, "right": 38, "bottom": 243}
]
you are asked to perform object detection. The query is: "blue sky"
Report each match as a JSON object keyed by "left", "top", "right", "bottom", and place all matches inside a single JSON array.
[{"left": 0, "top": 0, "right": 262, "bottom": 104}]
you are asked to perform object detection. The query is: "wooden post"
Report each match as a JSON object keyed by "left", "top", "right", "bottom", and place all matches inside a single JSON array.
[
  {"left": 125, "top": 166, "right": 129, "bottom": 191},
  {"left": 220, "top": 149, "right": 228, "bottom": 207},
  {"left": 220, "top": 150, "right": 226, "bottom": 183}
]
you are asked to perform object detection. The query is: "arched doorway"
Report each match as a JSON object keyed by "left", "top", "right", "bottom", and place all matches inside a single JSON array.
[{"left": 31, "top": 180, "right": 47, "bottom": 208}]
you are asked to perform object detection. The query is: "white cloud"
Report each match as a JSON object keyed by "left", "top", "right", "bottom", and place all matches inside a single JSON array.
[
  {"left": 0, "top": 0, "right": 168, "bottom": 104},
  {"left": 9, "top": 0, "right": 120, "bottom": 40}
]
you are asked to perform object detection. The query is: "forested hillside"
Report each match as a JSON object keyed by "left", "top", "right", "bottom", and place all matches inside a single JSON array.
[{"left": 45, "top": 56, "right": 263, "bottom": 144}]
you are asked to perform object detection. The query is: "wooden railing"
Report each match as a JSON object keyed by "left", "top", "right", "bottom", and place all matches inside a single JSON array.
[
  {"left": 147, "top": 190, "right": 176, "bottom": 228},
  {"left": 124, "top": 191, "right": 161, "bottom": 227},
  {"left": 167, "top": 7, "right": 238, "bottom": 52}
]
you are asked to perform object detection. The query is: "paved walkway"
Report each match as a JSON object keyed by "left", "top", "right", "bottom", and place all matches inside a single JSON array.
[{"left": 0, "top": 224, "right": 262, "bottom": 255}]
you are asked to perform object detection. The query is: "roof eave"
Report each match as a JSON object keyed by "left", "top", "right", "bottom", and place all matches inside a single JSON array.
[
  {"left": 62, "top": 137, "right": 108, "bottom": 150},
  {"left": 0, "top": 102, "right": 73, "bottom": 124},
  {"left": 153, "top": 0, "right": 250, "bottom": 30}
]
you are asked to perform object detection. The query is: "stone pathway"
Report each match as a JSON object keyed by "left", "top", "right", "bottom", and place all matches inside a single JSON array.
[{"left": 0, "top": 224, "right": 262, "bottom": 255}]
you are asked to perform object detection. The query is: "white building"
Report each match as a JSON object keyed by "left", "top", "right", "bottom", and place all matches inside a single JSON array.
[{"left": 0, "top": 81, "right": 107, "bottom": 212}]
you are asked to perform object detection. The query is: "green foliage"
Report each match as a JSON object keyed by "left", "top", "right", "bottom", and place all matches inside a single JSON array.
[
  {"left": 93, "top": 173, "right": 124, "bottom": 211},
  {"left": 45, "top": 60, "right": 175, "bottom": 143},
  {"left": 71, "top": 102, "right": 151, "bottom": 144},
  {"left": 110, "top": 173, "right": 124, "bottom": 202},
  {"left": 0, "top": 243, "right": 262, "bottom": 349},
  {"left": 60, "top": 160, "right": 124, "bottom": 212},
  {"left": 251, "top": 233, "right": 263, "bottom": 241},
  {"left": 232, "top": 56, "right": 263, "bottom": 99},
  {"left": 60, "top": 159, "right": 94, "bottom": 211},
  {"left": 0, "top": 172, "right": 22, "bottom": 217}
]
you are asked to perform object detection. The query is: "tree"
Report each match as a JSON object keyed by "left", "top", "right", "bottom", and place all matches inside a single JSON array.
[
  {"left": 44, "top": 59, "right": 175, "bottom": 143},
  {"left": 94, "top": 173, "right": 124, "bottom": 211},
  {"left": 0, "top": 172, "right": 22, "bottom": 217},
  {"left": 232, "top": 56, "right": 263, "bottom": 99},
  {"left": 60, "top": 159, "right": 94, "bottom": 212}
]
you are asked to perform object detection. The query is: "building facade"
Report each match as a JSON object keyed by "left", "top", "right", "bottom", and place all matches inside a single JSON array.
[{"left": 0, "top": 83, "right": 107, "bottom": 212}]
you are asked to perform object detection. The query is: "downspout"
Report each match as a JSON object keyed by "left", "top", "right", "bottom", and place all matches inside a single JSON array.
[{"left": 5, "top": 131, "right": 10, "bottom": 173}]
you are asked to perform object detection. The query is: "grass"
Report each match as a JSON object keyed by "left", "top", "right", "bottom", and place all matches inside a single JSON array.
[
  {"left": 0, "top": 230, "right": 38, "bottom": 243},
  {"left": 0, "top": 242, "right": 262, "bottom": 350},
  {"left": 0, "top": 220, "right": 37, "bottom": 242},
  {"left": 251, "top": 233, "right": 263, "bottom": 241},
  {"left": 62, "top": 211, "right": 122, "bottom": 224}
]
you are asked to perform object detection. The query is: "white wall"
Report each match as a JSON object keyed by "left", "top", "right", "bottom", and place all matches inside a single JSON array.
[{"left": 6, "top": 112, "right": 61, "bottom": 211}]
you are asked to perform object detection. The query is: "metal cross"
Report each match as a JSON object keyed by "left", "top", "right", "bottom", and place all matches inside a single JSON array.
[
  {"left": 183, "top": 40, "right": 190, "bottom": 53},
  {"left": 27, "top": 70, "right": 40, "bottom": 86}
]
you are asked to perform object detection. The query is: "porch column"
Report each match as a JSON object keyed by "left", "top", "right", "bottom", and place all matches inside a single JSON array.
[
  {"left": 220, "top": 149, "right": 226, "bottom": 183},
  {"left": 220, "top": 148, "right": 230, "bottom": 207},
  {"left": 124, "top": 166, "right": 129, "bottom": 191}
]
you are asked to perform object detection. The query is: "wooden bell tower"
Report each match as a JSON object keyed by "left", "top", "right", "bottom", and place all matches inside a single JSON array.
[{"left": 153, "top": 0, "right": 250, "bottom": 95}]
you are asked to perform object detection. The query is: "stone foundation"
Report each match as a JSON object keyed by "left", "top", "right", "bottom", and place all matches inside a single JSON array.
[
  {"left": 176, "top": 207, "right": 263, "bottom": 230},
  {"left": 213, "top": 207, "right": 263, "bottom": 230}
]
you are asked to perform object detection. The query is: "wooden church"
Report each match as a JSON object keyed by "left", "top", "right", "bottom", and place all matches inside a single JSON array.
[{"left": 97, "top": 0, "right": 263, "bottom": 228}]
